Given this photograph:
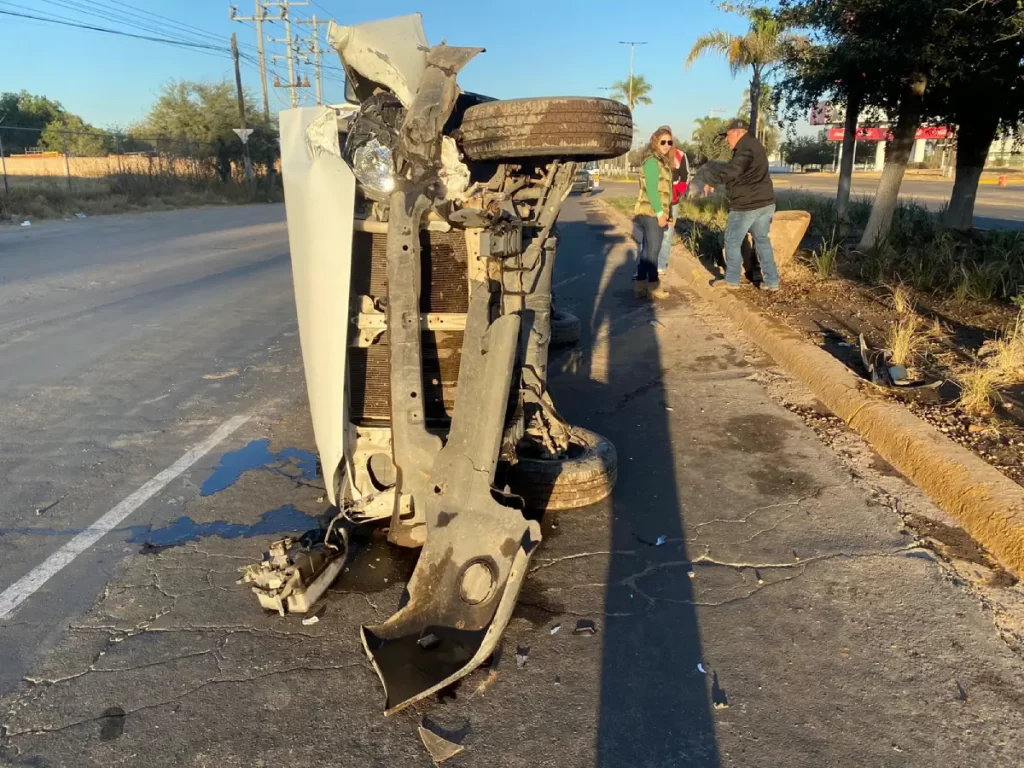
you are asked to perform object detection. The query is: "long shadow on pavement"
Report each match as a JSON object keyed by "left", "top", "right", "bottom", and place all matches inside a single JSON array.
[{"left": 552, "top": 203, "right": 720, "bottom": 766}]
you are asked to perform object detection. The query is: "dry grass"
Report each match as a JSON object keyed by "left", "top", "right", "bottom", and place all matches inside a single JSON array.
[
  {"left": 886, "top": 313, "right": 929, "bottom": 367},
  {"left": 1, "top": 170, "right": 279, "bottom": 221},
  {"left": 889, "top": 282, "right": 915, "bottom": 315},
  {"left": 958, "top": 310, "right": 1024, "bottom": 414}
]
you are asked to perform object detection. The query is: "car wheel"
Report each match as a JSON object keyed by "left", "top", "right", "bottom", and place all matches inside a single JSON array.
[
  {"left": 457, "top": 97, "right": 632, "bottom": 162},
  {"left": 551, "top": 309, "right": 582, "bottom": 347},
  {"left": 509, "top": 428, "right": 617, "bottom": 511}
]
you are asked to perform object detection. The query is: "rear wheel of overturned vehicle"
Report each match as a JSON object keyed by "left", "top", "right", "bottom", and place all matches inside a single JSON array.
[
  {"left": 550, "top": 309, "right": 582, "bottom": 348},
  {"left": 457, "top": 97, "right": 632, "bottom": 162},
  {"left": 509, "top": 428, "right": 617, "bottom": 511}
]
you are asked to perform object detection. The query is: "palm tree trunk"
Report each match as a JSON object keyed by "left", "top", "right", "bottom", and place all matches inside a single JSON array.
[
  {"left": 749, "top": 67, "right": 761, "bottom": 139},
  {"left": 857, "top": 75, "right": 927, "bottom": 251},
  {"left": 945, "top": 108, "right": 999, "bottom": 230},
  {"left": 836, "top": 89, "right": 862, "bottom": 223}
]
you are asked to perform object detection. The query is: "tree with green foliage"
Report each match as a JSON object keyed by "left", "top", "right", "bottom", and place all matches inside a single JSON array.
[
  {"left": 775, "top": 0, "right": 957, "bottom": 247},
  {"left": 137, "top": 80, "right": 277, "bottom": 179},
  {"left": 692, "top": 116, "right": 732, "bottom": 163},
  {"left": 686, "top": 7, "right": 801, "bottom": 139},
  {"left": 782, "top": 134, "right": 833, "bottom": 167},
  {"left": 609, "top": 74, "right": 653, "bottom": 111},
  {"left": 0, "top": 91, "right": 66, "bottom": 154},
  {"left": 39, "top": 114, "right": 108, "bottom": 157}
]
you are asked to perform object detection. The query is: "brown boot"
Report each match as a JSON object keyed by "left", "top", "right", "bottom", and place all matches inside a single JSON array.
[{"left": 634, "top": 278, "right": 648, "bottom": 299}]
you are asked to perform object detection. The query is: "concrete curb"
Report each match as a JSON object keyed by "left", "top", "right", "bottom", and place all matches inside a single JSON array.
[{"left": 597, "top": 198, "right": 1024, "bottom": 577}]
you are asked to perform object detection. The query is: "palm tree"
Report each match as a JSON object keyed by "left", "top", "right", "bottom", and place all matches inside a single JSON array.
[
  {"left": 685, "top": 8, "right": 800, "bottom": 138},
  {"left": 609, "top": 74, "right": 653, "bottom": 111},
  {"left": 739, "top": 84, "right": 777, "bottom": 146}
]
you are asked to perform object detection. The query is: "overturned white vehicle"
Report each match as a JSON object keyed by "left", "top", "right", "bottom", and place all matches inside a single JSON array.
[{"left": 243, "top": 14, "right": 631, "bottom": 714}]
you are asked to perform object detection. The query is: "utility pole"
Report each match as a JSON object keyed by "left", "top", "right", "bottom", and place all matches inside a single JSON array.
[
  {"left": 295, "top": 16, "right": 323, "bottom": 105},
  {"left": 0, "top": 117, "right": 8, "bottom": 196},
  {"left": 231, "top": 33, "right": 255, "bottom": 187},
  {"left": 61, "top": 119, "right": 71, "bottom": 192},
  {"left": 618, "top": 41, "right": 647, "bottom": 109},
  {"left": 229, "top": 2, "right": 270, "bottom": 121},
  {"left": 266, "top": 0, "right": 308, "bottom": 108}
]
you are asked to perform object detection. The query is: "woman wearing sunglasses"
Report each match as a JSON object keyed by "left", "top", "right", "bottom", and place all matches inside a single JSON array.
[{"left": 632, "top": 126, "right": 674, "bottom": 299}]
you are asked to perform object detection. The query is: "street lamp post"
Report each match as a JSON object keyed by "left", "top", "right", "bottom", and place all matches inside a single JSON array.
[{"left": 618, "top": 41, "right": 647, "bottom": 108}]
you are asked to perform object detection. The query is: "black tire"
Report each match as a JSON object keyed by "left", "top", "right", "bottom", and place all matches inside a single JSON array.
[
  {"left": 551, "top": 310, "right": 581, "bottom": 347},
  {"left": 458, "top": 97, "right": 633, "bottom": 162},
  {"left": 509, "top": 428, "right": 617, "bottom": 511}
]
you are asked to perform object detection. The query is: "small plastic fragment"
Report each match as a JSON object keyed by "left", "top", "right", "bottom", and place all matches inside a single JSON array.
[
  {"left": 655, "top": 535, "right": 667, "bottom": 546},
  {"left": 301, "top": 615, "right": 319, "bottom": 626},
  {"left": 515, "top": 645, "right": 530, "bottom": 669},
  {"left": 550, "top": 624, "right": 561, "bottom": 635},
  {"left": 418, "top": 633, "right": 441, "bottom": 650},
  {"left": 573, "top": 619, "right": 597, "bottom": 636},
  {"left": 418, "top": 725, "right": 464, "bottom": 765},
  {"left": 75, "top": 212, "right": 87, "bottom": 219},
  {"left": 20, "top": 221, "right": 31, "bottom": 227},
  {"left": 697, "top": 663, "right": 707, "bottom": 674}
]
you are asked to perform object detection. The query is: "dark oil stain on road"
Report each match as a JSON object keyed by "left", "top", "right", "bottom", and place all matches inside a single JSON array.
[
  {"left": 337, "top": 527, "right": 419, "bottom": 594},
  {"left": 127, "top": 505, "right": 319, "bottom": 553},
  {"left": 98, "top": 706, "right": 126, "bottom": 741},
  {"left": 201, "top": 439, "right": 318, "bottom": 496}
]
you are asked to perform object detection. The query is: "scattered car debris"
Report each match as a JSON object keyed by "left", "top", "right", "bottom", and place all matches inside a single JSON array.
[
  {"left": 711, "top": 671, "right": 729, "bottom": 710},
  {"left": 573, "top": 619, "right": 597, "bottom": 636},
  {"left": 418, "top": 633, "right": 441, "bottom": 650},
  {"left": 515, "top": 645, "right": 530, "bottom": 669},
  {"left": 418, "top": 725, "right": 465, "bottom": 766},
  {"left": 655, "top": 535, "right": 667, "bottom": 546},
  {"left": 550, "top": 623, "right": 561, "bottom": 635}
]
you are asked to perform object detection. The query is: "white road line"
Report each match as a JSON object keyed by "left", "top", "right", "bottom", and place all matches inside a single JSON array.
[
  {"left": 553, "top": 274, "right": 583, "bottom": 290},
  {"left": 0, "top": 414, "right": 250, "bottom": 620}
]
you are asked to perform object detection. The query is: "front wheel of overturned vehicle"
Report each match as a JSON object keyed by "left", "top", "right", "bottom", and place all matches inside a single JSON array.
[
  {"left": 509, "top": 428, "right": 617, "bottom": 511},
  {"left": 457, "top": 97, "right": 632, "bottom": 162}
]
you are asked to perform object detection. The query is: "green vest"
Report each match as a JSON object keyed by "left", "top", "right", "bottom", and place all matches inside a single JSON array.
[{"left": 634, "top": 151, "right": 673, "bottom": 217}]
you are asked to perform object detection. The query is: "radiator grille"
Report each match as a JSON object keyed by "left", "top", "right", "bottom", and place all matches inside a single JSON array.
[
  {"left": 351, "top": 230, "right": 469, "bottom": 313},
  {"left": 349, "top": 331, "right": 464, "bottom": 425},
  {"left": 349, "top": 229, "right": 470, "bottom": 425}
]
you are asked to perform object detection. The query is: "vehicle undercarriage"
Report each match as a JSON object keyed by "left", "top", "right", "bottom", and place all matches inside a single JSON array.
[{"left": 240, "top": 13, "right": 632, "bottom": 714}]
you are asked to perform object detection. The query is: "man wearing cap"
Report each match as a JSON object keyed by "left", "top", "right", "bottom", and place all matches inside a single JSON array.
[{"left": 702, "top": 118, "right": 780, "bottom": 291}]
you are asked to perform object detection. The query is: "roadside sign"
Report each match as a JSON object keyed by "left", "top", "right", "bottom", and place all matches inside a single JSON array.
[
  {"left": 826, "top": 125, "right": 951, "bottom": 142},
  {"left": 233, "top": 128, "right": 255, "bottom": 144}
]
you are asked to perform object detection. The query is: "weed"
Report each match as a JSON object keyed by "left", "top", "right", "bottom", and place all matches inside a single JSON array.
[
  {"left": 684, "top": 226, "right": 703, "bottom": 258},
  {"left": 958, "top": 365, "right": 1003, "bottom": 415},
  {"left": 808, "top": 231, "right": 840, "bottom": 279},
  {"left": 888, "top": 282, "right": 914, "bottom": 315},
  {"left": 957, "top": 310, "right": 1024, "bottom": 415},
  {"left": 885, "top": 313, "right": 928, "bottom": 367}
]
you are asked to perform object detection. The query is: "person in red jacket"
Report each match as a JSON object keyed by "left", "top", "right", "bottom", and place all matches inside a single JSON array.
[{"left": 657, "top": 146, "right": 691, "bottom": 275}]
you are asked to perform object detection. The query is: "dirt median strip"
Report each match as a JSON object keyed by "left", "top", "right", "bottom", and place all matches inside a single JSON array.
[{"left": 597, "top": 198, "right": 1024, "bottom": 578}]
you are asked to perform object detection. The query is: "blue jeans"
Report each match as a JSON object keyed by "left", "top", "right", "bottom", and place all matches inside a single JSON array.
[
  {"left": 724, "top": 203, "right": 779, "bottom": 288},
  {"left": 633, "top": 215, "right": 662, "bottom": 283},
  {"left": 657, "top": 203, "right": 678, "bottom": 273}
]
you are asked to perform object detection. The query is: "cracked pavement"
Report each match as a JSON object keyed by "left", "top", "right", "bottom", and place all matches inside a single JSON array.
[{"left": 2, "top": 198, "right": 1024, "bottom": 767}]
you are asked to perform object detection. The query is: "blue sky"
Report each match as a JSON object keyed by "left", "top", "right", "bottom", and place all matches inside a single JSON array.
[{"left": 2, "top": 0, "right": 773, "bottom": 142}]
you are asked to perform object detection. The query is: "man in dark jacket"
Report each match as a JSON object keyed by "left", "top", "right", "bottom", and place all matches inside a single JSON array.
[{"left": 703, "top": 119, "right": 779, "bottom": 291}]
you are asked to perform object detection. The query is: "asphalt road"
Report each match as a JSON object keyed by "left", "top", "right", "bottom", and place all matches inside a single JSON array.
[
  {"left": 0, "top": 206, "right": 298, "bottom": 693},
  {"left": 1, "top": 201, "right": 1023, "bottom": 766},
  {"left": 602, "top": 175, "right": 1024, "bottom": 230}
]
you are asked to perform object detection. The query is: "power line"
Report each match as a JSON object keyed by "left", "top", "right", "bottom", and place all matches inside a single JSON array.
[{"left": 0, "top": 8, "right": 231, "bottom": 54}]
